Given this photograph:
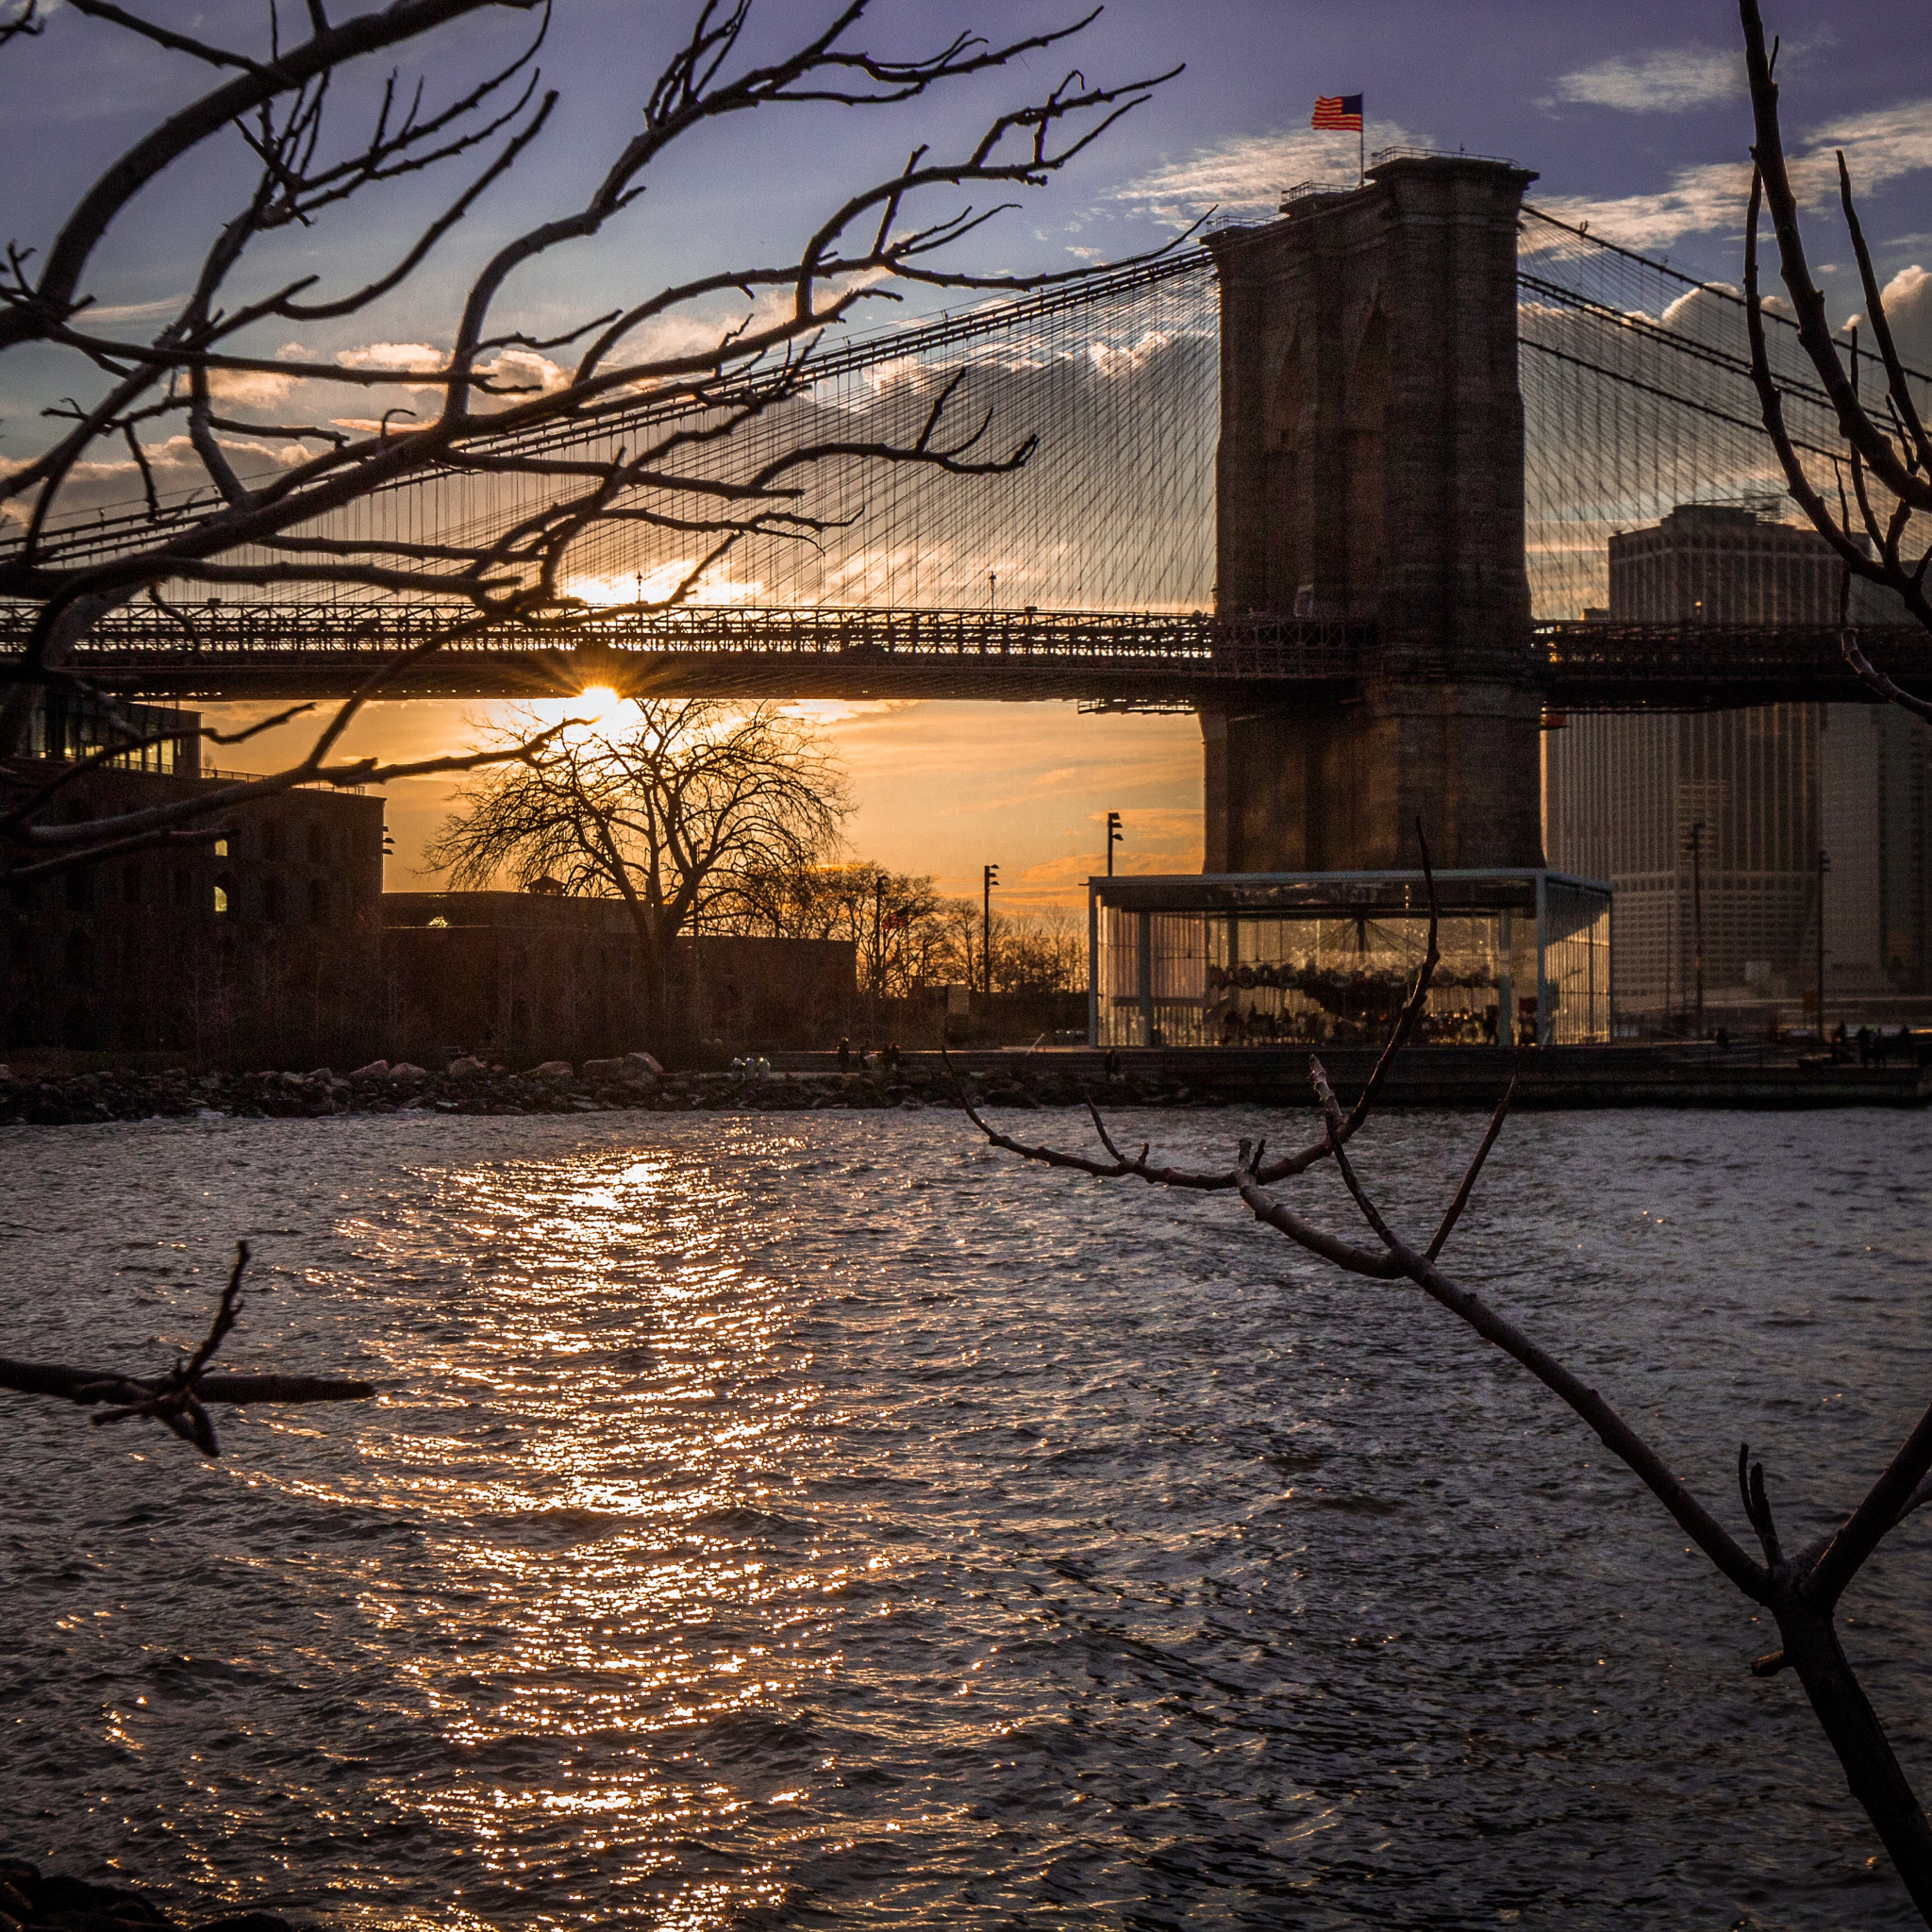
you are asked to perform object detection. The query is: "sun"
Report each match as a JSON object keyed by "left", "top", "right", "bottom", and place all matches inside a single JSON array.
[
  {"left": 517, "top": 684, "right": 632, "bottom": 745},
  {"left": 565, "top": 684, "right": 632, "bottom": 737}
]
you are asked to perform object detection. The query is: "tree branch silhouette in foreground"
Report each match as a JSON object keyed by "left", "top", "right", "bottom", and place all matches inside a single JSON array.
[
  {"left": 1740, "top": 0, "right": 1932, "bottom": 721},
  {"left": 0, "top": 0, "right": 1181, "bottom": 874},
  {"left": 0, "top": 1241, "right": 374, "bottom": 1456},
  {"left": 958, "top": 834, "right": 1932, "bottom": 1923}
]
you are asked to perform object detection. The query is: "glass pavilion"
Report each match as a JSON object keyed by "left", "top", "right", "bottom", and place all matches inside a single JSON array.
[{"left": 1089, "top": 871, "right": 1612, "bottom": 1049}]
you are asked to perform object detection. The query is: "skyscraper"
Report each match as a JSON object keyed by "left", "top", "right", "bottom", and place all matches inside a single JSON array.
[{"left": 1544, "top": 504, "right": 1931, "bottom": 1025}]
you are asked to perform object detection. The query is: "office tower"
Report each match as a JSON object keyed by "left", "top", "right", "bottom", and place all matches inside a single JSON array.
[{"left": 1544, "top": 504, "right": 1930, "bottom": 1024}]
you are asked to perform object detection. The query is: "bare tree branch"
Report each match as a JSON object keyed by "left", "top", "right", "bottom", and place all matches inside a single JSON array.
[
  {"left": 1740, "top": 0, "right": 1932, "bottom": 719},
  {"left": 0, "top": 1243, "right": 375, "bottom": 1456}
]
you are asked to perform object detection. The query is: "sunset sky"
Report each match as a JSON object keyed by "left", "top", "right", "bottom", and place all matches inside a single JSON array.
[{"left": 5, "top": 0, "right": 1930, "bottom": 909}]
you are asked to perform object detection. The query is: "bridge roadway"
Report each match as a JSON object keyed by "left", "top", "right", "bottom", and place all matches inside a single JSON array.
[{"left": 2, "top": 603, "right": 1928, "bottom": 709}]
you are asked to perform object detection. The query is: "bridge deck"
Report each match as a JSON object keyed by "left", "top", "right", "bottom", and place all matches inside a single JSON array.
[{"left": 1, "top": 606, "right": 1926, "bottom": 708}]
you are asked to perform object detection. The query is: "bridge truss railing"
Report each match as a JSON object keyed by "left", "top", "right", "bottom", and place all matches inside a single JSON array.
[
  {"left": 1534, "top": 620, "right": 1932, "bottom": 708},
  {"left": 0, "top": 601, "right": 1367, "bottom": 680}
]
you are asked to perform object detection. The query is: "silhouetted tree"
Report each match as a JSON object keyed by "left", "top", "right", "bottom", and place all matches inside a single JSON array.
[
  {"left": 973, "top": 13, "right": 1932, "bottom": 1909},
  {"left": 0, "top": 0, "right": 1174, "bottom": 1448},
  {"left": 425, "top": 700, "right": 848, "bottom": 1049},
  {"left": 966, "top": 844, "right": 1932, "bottom": 1920}
]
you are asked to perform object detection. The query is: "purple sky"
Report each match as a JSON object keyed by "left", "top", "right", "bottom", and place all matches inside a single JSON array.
[{"left": 4, "top": 0, "right": 1929, "bottom": 907}]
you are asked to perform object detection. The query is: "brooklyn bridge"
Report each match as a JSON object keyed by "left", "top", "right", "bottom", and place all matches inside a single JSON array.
[{"left": 4, "top": 152, "right": 1926, "bottom": 874}]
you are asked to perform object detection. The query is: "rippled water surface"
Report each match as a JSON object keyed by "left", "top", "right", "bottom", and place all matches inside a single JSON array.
[{"left": 3, "top": 1106, "right": 1931, "bottom": 1930}]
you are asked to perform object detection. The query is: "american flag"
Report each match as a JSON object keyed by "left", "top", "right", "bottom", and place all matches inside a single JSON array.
[{"left": 1311, "top": 93, "right": 1363, "bottom": 131}]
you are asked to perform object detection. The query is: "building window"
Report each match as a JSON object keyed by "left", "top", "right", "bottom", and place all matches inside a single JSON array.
[
  {"left": 308, "top": 877, "right": 330, "bottom": 926},
  {"left": 63, "top": 867, "right": 92, "bottom": 913},
  {"left": 307, "top": 824, "right": 329, "bottom": 865},
  {"left": 173, "top": 868, "right": 192, "bottom": 908},
  {"left": 213, "top": 836, "right": 229, "bottom": 858},
  {"left": 263, "top": 875, "right": 286, "bottom": 924},
  {"left": 213, "top": 877, "right": 232, "bottom": 917},
  {"left": 261, "top": 820, "right": 285, "bottom": 862},
  {"left": 121, "top": 862, "right": 142, "bottom": 907}
]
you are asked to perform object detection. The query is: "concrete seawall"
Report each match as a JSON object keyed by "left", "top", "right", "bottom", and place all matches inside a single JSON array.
[{"left": 774, "top": 1043, "right": 1932, "bottom": 1111}]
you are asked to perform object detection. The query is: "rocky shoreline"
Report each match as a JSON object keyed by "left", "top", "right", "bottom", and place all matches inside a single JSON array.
[
  {"left": 0, "top": 1052, "right": 1171, "bottom": 1126},
  {"left": 0, "top": 1860, "right": 290, "bottom": 1932}
]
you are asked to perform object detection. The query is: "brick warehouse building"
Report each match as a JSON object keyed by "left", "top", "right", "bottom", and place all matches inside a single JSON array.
[
  {"left": 380, "top": 893, "right": 857, "bottom": 1063},
  {"left": 1, "top": 706, "right": 385, "bottom": 1063},
  {"left": 6, "top": 698, "right": 856, "bottom": 1067}
]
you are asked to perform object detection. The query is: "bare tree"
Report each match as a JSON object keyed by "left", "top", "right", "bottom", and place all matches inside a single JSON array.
[
  {"left": 425, "top": 700, "right": 848, "bottom": 1047},
  {"left": 0, "top": 0, "right": 1178, "bottom": 874},
  {"left": 1740, "top": 0, "right": 1932, "bottom": 717},
  {"left": 991, "top": 904, "right": 1082, "bottom": 995},
  {"left": 725, "top": 858, "right": 946, "bottom": 998},
  {"left": 958, "top": 841, "right": 1932, "bottom": 1919}
]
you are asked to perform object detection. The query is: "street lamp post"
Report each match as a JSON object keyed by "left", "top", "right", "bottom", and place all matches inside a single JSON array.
[
  {"left": 1817, "top": 848, "right": 1831, "bottom": 1043},
  {"left": 1106, "top": 810, "right": 1123, "bottom": 877},
  {"left": 982, "top": 862, "right": 998, "bottom": 999},
  {"left": 1685, "top": 819, "right": 1706, "bottom": 1039}
]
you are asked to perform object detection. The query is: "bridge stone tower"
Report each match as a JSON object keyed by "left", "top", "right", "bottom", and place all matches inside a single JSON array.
[{"left": 1203, "top": 154, "right": 1544, "bottom": 873}]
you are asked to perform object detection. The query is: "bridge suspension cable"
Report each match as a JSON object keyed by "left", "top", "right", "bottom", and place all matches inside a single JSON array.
[
  {"left": 7, "top": 198, "right": 1926, "bottom": 674},
  {"left": 1517, "top": 206, "right": 1931, "bottom": 622}
]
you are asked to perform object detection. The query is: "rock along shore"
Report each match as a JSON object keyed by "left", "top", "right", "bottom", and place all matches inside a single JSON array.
[
  {"left": 0, "top": 1053, "right": 1129, "bottom": 1127},
  {"left": 2, "top": 1043, "right": 1925, "bottom": 1125},
  {"left": 0, "top": 1859, "right": 291, "bottom": 1932}
]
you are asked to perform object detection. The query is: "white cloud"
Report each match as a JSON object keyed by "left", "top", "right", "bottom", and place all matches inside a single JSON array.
[
  {"left": 1087, "top": 332, "right": 1173, "bottom": 379},
  {"left": 1537, "top": 159, "right": 1750, "bottom": 251},
  {"left": 339, "top": 341, "right": 443, "bottom": 373},
  {"left": 81, "top": 293, "right": 191, "bottom": 325},
  {"left": 334, "top": 341, "right": 447, "bottom": 393},
  {"left": 0, "top": 430, "right": 313, "bottom": 528},
  {"left": 206, "top": 364, "right": 305, "bottom": 406},
  {"left": 1550, "top": 46, "right": 1741, "bottom": 114},
  {"left": 562, "top": 562, "right": 765, "bottom": 608},
  {"left": 1539, "top": 96, "right": 1932, "bottom": 251},
  {"left": 1856, "top": 262, "right": 1932, "bottom": 375},
  {"left": 1110, "top": 124, "right": 1424, "bottom": 228},
  {"left": 479, "top": 344, "right": 566, "bottom": 396}
]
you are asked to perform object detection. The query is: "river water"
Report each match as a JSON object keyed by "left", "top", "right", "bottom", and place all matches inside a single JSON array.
[{"left": 1, "top": 1105, "right": 1929, "bottom": 1930}]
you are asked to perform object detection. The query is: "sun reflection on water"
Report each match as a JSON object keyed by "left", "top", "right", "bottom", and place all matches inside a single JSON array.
[{"left": 307, "top": 1130, "right": 847, "bottom": 1918}]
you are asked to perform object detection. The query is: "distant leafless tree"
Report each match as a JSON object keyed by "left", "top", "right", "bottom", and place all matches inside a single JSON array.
[
  {"left": 1740, "top": 0, "right": 1932, "bottom": 713},
  {"left": 0, "top": 0, "right": 1176, "bottom": 876},
  {"left": 726, "top": 859, "right": 946, "bottom": 998},
  {"left": 724, "top": 861, "right": 1082, "bottom": 1002},
  {"left": 991, "top": 904, "right": 1083, "bottom": 995},
  {"left": 425, "top": 700, "right": 848, "bottom": 1046}
]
